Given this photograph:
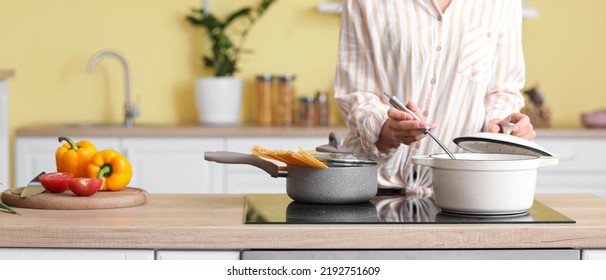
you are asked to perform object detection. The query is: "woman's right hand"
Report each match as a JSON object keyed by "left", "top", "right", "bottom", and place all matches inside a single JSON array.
[{"left": 376, "top": 102, "right": 435, "bottom": 150}]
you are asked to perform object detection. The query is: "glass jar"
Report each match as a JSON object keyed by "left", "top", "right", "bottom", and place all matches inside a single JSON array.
[
  {"left": 256, "top": 74, "right": 273, "bottom": 126},
  {"left": 315, "top": 91, "right": 329, "bottom": 126},
  {"left": 275, "top": 74, "right": 296, "bottom": 126},
  {"left": 298, "top": 96, "right": 317, "bottom": 127}
]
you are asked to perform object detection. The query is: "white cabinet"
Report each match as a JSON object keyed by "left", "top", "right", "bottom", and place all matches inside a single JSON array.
[
  {"left": 15, "top": 136, "right": 222, "bottom": 194},
  {"left": 0, "top": 78, "right": 10, "bottom": 188},
  {"left": 0, "top": 248, "right": 154, "bottom": 260},
  {"left": 535, "top": 137, "right": 606, "bottom": 198},
  {"left": 14, "top": 135, "right": 327, "bottom": 194},
  {"left": 581, "top": 249, "right": 606, "bottom": 260},
  {"left": 155, "top": 250, "right": 240, "bottom": 260},
  {"left": 15, "top": 137, "right": 121, "bottom": 187},
  {"left": 122, "top": 137, "right": 223, "bottom": 193}
]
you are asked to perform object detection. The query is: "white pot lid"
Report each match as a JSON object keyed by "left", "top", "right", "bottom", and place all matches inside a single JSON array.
[{"left": 453, "top": 132, "right": 553, "bottom": 157}]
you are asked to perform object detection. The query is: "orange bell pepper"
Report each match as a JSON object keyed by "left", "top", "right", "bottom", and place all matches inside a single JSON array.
[
  {"left": 55, "top": 136, "right": 97, "bottom": 178},
  {"left": 86, "top": 149, "right": 132, "bottom": 191}
]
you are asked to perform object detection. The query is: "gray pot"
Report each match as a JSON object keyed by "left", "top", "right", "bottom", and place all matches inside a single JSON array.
[{"left": 204, "top": 151, "right": 378, "bottom": 204}]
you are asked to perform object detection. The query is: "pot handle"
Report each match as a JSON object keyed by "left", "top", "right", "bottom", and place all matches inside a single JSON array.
[
  {"left": 204, "top": 151, "right": 282, "bottom": 178},
  {"left": 538, "top": 156, "right": 559, "bottom": 168},
  {"left": 410, "top": 155, "right": 434, "bottom": 167}
]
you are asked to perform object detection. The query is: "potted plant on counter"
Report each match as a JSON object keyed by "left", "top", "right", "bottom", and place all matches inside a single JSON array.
[{"left": 187, "top": 0, "right": 276, "bottom": 126}]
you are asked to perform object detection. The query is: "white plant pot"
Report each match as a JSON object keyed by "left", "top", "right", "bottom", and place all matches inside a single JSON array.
[{"left": 194, "top": 77, "right": 243, "bottom": 126}]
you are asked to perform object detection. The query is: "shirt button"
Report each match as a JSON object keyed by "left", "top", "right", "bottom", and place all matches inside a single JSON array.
[
  {"left": 436, "top": 46, "right": 442, "bottom": 51},
  {"left": 423, "top": 110, "right": 429, "bottom": 117},
  {"left": 487, "top": 32, "right": 492, "bottom": 38},
  {"left": 437, "top": 15, "right": 442, "bottom": 21},
  {"left": 430, "top": 79, "right": 436, "bottom": 84}
]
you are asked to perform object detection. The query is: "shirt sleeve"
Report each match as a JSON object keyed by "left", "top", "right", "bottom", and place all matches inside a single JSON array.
[
  {"left": 484, "top": 2, "right": 526, "bottom": 128},
  {"left": 333, "top": 0, "right": 395, "bottom": 159}
]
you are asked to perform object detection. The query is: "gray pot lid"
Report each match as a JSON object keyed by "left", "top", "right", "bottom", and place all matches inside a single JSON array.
[
  {"left": 314, "top": 131, "right": 376, "bottom": 166},
  {"left": 453, "top": 132, "right": 553, "bottom": 157}
]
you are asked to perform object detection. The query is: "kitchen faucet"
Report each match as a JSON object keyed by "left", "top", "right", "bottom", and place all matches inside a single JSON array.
[{"left": 87, "top": 50, "right": 139, "bottom": 128}]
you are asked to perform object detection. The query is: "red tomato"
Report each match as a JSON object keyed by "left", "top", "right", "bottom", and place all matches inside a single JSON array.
[
  {"left": 39, "top": 172, "right": 74, "bottom": 193},
  {"left": 68, "top": 178, "right": 102, "bottom": 196}
]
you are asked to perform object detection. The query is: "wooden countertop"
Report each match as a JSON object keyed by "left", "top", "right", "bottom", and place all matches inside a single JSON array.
[
  {"left": 1, "top": 193, "right": 605, "bottom": 250},
  {"left": 0, "top": 69, "right": 14, "bottom": 79}
]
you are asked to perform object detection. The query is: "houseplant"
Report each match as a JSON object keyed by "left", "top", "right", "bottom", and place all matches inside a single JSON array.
[{"left": 187, "top": 0, "right": 276, "bottom": 126}]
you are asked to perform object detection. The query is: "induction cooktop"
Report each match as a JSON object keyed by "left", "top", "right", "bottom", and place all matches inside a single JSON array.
[{"left": 244, "top": 194, "right": 575, "bottom": 224}]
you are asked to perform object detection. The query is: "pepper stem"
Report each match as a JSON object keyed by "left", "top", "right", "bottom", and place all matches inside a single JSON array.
[
  {"left": 58, "top": 136, "right": 78, "bottom": 151},
  {"left": 97, "top": 164, "right": 113, "bottom": 179}
]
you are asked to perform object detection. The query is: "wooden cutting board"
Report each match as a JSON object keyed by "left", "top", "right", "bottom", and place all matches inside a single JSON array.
[{"left": 1, "top": 187, "right": 148, "bottom": 210}]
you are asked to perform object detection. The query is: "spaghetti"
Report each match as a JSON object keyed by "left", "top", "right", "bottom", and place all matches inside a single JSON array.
[{"left": 251, "top": 145, "right": 328, "bottom": 168}]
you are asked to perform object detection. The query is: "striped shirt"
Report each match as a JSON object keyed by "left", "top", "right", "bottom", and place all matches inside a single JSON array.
[{"left": 333, "top": 0, "right": 525, "bottom": 195}]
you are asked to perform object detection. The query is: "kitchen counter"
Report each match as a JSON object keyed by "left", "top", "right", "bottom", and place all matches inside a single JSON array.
[
  {"left": 1, "top": 193, "right": 605, "bottom": 250},
  {"left": 16, "top": 125, "right": 349, "bottom": 137},
  {"left": 15, "top": 125, "right": 606, "bottom": 138}
]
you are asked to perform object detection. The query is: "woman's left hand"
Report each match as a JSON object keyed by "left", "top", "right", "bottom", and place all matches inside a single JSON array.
[{"left": 486, "top": 113, "right": 536, "bottom": 140}]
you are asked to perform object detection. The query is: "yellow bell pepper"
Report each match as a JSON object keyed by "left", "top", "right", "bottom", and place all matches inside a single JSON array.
[
  {"left": 56, "top": 136, "right": 97, "bottom": 178},
  {"left": 86, "top": 149, "right": 132, "bottom": 191}
]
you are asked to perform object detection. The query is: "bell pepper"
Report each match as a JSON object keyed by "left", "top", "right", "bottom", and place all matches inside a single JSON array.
[
  {"left": 55, "top": 136, "right": 97, "bottom": 178},
  {"left": 86, "top": 149, "right": 132, "bottom": 191}
]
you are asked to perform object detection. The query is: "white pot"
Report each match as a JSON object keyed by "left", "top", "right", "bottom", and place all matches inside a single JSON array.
[
  {"left": 194, "top": 77, "right": 242, "bottom": 126},
  {"left": 411, "top": 153, "right": 558, "bottom": 215}
]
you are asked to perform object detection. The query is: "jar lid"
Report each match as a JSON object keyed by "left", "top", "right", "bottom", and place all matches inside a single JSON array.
[
  {"left": 453, "top": 132, "right": 553, "bottom": 157},
  {"left": 277, "top": 74, "right": 296, "bottom": 81},
  {"left": 256, "top": 73, "right": 273, "bottom": 81}
]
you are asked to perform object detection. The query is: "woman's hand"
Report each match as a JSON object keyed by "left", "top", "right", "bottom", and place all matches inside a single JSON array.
[
  {"left": 377, "top": 102, "right": 436, "bottom": 151},
  {"left": 486, "top": 112, "right": 536, "bottom": 140}
]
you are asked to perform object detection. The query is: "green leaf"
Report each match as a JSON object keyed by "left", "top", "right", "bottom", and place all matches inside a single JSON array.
[
  {"left": 223, "top": 7, "right": 252, "bottom": 28},
  {"left": 185, "top": 0, "right": 277, "bottom": 76},
  {"left": 1, "top": 202, "right": 18, "bottom": 215}
]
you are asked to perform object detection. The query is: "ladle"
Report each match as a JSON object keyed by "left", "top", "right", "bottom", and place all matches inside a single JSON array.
[{"left": 383, "top": 92, "right": 456, "bottom": 160}]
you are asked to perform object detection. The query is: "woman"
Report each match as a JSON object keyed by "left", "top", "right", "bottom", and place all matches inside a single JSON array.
[{"left": 333, "top": 0, "right": 535, "bottom": 196}]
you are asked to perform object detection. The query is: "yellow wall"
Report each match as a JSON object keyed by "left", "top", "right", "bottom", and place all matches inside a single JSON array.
[{"left": 1, "top": 0, "right": 605, "bottom": 132}]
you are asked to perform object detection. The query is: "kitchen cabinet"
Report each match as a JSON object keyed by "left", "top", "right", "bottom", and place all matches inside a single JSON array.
[
  {"left": 242, "top": 249, "right": 580, "bottom": 260},
  {"left": 155, "top": 250, "right": 240, "bottom": 260},
  {"left": 0, "top": 248, "right": 154, "bottom": 260},
  {"left": 121, "top": 137, "right": 223, "bottom": 193},
  {"left": 0, "top": 71, "right": 13, "bottom": 188},
  {"left": 16, "top": 127, "right": 606, "bottom": 197},
  {"left": 581, "top": 249, "right": 606, "bottom": 260},
  {"left": 14, "top": 133, "right": 327, "bottom": 194},
  {"left": 535, "top": 134, "right": 606, "bottom": 198}
]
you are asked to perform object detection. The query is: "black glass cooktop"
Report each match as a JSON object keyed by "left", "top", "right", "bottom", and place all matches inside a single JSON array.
[{"left": 244, "top": 194, "right": 575, "bottom": 224}]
